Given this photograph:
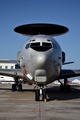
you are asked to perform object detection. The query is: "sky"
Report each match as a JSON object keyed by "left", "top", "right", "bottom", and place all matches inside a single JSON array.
[{"left": 0, "top": 0, "right": 80, "bottom": 78}]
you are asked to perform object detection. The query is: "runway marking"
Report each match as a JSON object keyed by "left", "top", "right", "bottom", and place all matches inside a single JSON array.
[{"left": 36, "top": 101, "right": 46, "bottom": 120}]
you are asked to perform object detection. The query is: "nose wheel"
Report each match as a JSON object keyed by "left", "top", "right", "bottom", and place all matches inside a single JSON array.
[{"left": 35, "top": 87, "right": 47, "bottom": 101}]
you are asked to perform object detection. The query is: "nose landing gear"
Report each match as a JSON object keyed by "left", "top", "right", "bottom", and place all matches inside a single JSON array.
[{"left": 35, "top": 86, "right": 47, "bottom": 102}]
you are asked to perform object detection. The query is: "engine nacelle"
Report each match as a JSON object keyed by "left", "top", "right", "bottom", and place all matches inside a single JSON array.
[{"left": 62, "top": 51, "right": 65, "bottom": 63}]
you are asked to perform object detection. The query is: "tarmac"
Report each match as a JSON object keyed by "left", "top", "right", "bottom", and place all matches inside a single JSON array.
[{"left": 0, "top": 83, "right": 80, "bottom": 120}]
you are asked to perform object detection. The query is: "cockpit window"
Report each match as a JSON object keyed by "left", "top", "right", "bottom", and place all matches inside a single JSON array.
[
  {"left": 30, "top": 42, "right": 40, "bottom": 47},
  {"left": 30, "top": 42, "right": 52, "bottom": 52},
  {"left": 25, "top": 43, "right": 30, "bottom": 49},
  {"left": 43, "top": 42, "right": 52, "bottom": 47}
]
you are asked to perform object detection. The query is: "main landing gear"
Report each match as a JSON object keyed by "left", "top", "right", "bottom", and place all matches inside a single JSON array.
[
  {"left": 35, "top": 86, "right": 47, "bottom": 102},
  {"left": 59, "top": 78, "right": 71, "bottom": 92},
  {"left": 12, "top": 78, "right": 22, "bottom": 92}
]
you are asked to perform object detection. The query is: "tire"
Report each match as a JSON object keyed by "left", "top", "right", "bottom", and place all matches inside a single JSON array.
[
  {"left": 18, "top": 84, "right": 22, "bottom": 91},
  {"left": 66, "top": 85, "right": 70, "bottom": 93},
  {"left": 12, "top": 84, "right": 16, "bottom": 91},
  {"left": 35, "top": 90, "right": 40, "bottom": 101},
  {"left": 60, "top": 84, "right": 64, "bottom": 92}
]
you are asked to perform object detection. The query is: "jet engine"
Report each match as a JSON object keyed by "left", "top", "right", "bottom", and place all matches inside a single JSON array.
[{"left": 62, "top": 51, "right": 65, "bottom": 63}]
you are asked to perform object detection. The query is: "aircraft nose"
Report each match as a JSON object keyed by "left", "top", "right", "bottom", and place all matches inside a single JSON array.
[
  {"left": 37, "top": 54, "right": 47, "bottom": 65},
  {"left": 31, "top": 54, "right": 48, "bottom": 68}
]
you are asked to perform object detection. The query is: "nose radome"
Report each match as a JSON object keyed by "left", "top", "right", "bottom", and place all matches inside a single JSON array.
[
  {"left": 37, "top": 55, "right": 47, "bottom": 65},
  {"left": 30, "top": 54, "right": 48, "bottom": 69}
]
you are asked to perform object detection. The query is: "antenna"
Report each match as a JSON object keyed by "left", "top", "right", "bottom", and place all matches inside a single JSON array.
[{"left": 14, "top": 23, "right": 69, "bottom": 36}]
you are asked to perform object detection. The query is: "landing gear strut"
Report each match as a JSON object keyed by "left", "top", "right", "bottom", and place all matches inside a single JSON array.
[
  {"left": 59, "top": 78, "right": 71, "bottom": 92},
  {"left": 12, "top": 77, "right": 22, "bottom": 92},
  {"left": 35, "top": 86, "right": 47, "bottom": 101}
]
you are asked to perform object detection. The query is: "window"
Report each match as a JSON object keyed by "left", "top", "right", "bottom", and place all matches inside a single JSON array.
[
  {"left": 30, "top": 42, "right": 40, "bottom": 47},
  {"left": 15, "top": 64, "right": 21, "bottom": 69},
  {"left": 53, "top": 43, "right": 57, "bottom": 49},
  {"left": 42, "top": 42, "right": 52, "bottom": 47},
  {"left": 30, "top": 42, "right": 41, "bottom": 51},
  {"left": 25, "top": 43, "right": 30, "bottom": 49},
  {"left": 11, "top": 66, "right": 13, "bottom": 69},
  {"left": 30, "top": 42, "right": 52, "bottom": 52},
  {"left": 5, "top": 66, "right": 8, "bottom": 69},
  {"left": 0, "top": 66, "right": 2, "bottom": 69}
]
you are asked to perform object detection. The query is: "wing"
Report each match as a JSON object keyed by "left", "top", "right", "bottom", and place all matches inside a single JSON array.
[
  {"left": 0, "top": 69, "right": 23, "bottom": 78},
  {"left": 58, "top": 69, "right": 80, "bottom": 79},
  {"left": 63, "top": 61, "right": 74, "bottom": 65}
]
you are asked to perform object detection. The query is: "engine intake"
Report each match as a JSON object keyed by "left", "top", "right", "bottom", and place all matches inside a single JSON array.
[{"left": 62, "top": 51, "right": 65, "bottom": 63}]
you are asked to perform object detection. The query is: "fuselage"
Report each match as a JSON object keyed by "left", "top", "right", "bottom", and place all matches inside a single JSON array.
[{"left": 20, "top": 35, "right": 62, "bottom": 85}]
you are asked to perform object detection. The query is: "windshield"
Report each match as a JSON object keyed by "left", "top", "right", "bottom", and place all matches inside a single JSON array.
[{"left": 30, "top": 42, "right": 52, "bottom": 52}]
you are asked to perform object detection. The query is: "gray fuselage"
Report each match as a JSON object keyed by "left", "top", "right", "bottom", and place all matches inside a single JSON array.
[{"left": 20, "top": 35, "right": 62, "bottom": 85}]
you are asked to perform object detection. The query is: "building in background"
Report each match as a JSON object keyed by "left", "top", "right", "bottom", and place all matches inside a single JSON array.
[
  {"left": 0, "top": 59, "right": 20, "bottom": 84},
  {"left": 0, "top": 59, "right": 17, "bottom": 69}
]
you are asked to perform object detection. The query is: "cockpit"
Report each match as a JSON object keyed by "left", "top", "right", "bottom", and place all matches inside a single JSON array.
[
  {"left": 25, "top": 40, "right": 53, "bottom": 52},
  {"left": 30, "top": 42, "right": 52, "bottom": 51}
]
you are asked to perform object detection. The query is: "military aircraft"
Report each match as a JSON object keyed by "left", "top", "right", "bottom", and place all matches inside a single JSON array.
[{"left": 0, "top": 23, "right": 80, "bottom": 101}]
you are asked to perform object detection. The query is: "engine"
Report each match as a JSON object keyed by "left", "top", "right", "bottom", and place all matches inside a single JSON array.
[{"left": 62, "top": 51, "right": 65, "bottom": 63}]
